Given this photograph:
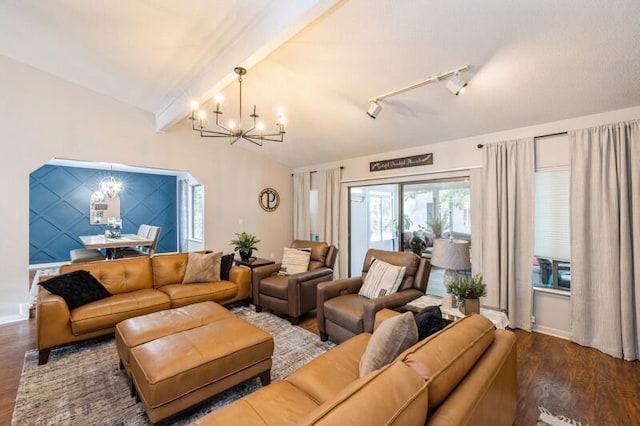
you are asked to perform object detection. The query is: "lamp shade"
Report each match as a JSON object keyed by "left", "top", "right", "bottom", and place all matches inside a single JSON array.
[{"left": 430, "top": 238, "right": 471, "bottom": 270}]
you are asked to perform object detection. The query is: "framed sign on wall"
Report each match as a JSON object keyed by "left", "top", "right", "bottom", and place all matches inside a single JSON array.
[{"left": 259, "top": 188, "right": 280, "bottom": 212}]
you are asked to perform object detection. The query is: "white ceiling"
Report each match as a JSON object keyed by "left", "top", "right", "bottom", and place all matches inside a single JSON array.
[{"left": 2, "top": 0, "right": 639, "bottom": 168}]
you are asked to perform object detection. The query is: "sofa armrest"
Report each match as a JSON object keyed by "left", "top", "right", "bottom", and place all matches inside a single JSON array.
[
  {"left": 251, "top": 263, "right": 282, "bottom": 303},
  {"left": 317, "top": 277, "right": 363, "bottom": 335},
  {"left": 36, "top": 291, "right": 73, "bottom": 351},
  {"left": 362, "top": 289, "right": 424, "bottom": 332},
  {"left": 228, "top": 266, "right": 251, "bottom": 300},
  {"left": 374, "top": 308, "right": 401, "bottom": 331},
  {"left": 288, "top": 267, "right": 333, "bottom": 286}
]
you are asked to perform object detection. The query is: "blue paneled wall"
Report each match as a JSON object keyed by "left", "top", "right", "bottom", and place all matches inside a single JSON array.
[{"left": 30, "top": 165, "right": 177, "bottom": 264}]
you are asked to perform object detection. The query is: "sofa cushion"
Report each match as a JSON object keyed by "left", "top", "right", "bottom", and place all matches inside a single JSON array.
[
  {"left": 194, "top": 381, "right": 320, "bottom": 426},
  {"left": 183, "top": 251, "right": 222, "bottom": 284},
  {"left": 286, "top": 333, "right": 370, "bottom": 404},
  {"left": 358, "top": 258, "right": 406, "bottom": 299},
  {"left": 302, "top": 361, "right": 428, "bottom": 425},
  {"left": 151, "top": 253, "right": 188, "bottom": 287},
  {"left": 61, "top": 257, "right": 153, "bottom": 294},
  {"left": 40, "top": 270, "right": 111, "bottom": 310},
  {"left": 157, "top": 281, "right": 238, "bottom": 308},
  {"left": 259, "top": 274, "right": 289, "bottom": 299},
  {"left": 399, "top": 314, "right": 495, "bottom": 411},
  {"left": 281, "top": 247, "right": 311, "bottom": 275},
  {"left": 70, "top": 289, "right": 170, "bottom": 335},
  {"left": 359, "top": 311, "right": 418, "bottom": 376},
  {"left": 322, "top": 294, "right": 366, "bottom": 333}
]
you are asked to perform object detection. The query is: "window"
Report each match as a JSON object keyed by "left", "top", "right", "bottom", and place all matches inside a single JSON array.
[
  {"left": 347, "top": 177, "right": 471, "bottom": 297},
  {"left": 533, "top": 169, "right": 571, "bottom": 291},
  {"left": 190, "top": 185, "right": 204, "bottom": 241}
]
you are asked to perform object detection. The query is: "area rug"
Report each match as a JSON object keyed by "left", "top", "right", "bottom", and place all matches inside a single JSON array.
[
  {"left": 12, "top": 306, "right": 335, "bottom": 425},
  {"left": 537, "top": 406, "right": 588, "bottom": 426}
]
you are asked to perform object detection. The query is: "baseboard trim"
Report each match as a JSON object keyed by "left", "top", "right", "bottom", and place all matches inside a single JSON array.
[{"left": 533, "top": 324, "right": 571, "bottom": 340}]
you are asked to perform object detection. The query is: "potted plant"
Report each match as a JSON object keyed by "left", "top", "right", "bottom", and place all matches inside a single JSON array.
[
  {"left": 409, "top": 233, "right": 426, "bottom": 256},
  {"left": 445, "top": 274, "right": 487, "bottom": 315},
  {"left": 230, "top": 232, "right": 260, "bottom": 261},
  {"left": 426, "top": 213, "right": 449, "bottom": 238}
]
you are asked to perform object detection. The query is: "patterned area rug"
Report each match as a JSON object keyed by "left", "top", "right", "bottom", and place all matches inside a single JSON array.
[
  {"left": 537, "top": 406, "right": 588, "bottom": 426},
  {"left": 12, "top": 306, "right": 335, "bottom": 425}
]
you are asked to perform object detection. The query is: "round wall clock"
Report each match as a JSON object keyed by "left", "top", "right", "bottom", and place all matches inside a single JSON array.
[{"left": 258, "top": 187, "right": 280, "bottom": 212}]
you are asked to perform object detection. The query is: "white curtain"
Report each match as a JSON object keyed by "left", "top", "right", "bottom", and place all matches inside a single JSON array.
[
  {"left": 292, "top": 172, "right": 311, "bottom": 240},
  {"left": 482, "top": 138, "right": 535, "bottom": 330},
  {"left": 318, "top": 167, "right": 342, "bottom": 276},
  {"left": 569, "top": 120, "right": 640, "bottom": 360},
  {"left": 470, "top": 168, "right": 484, "bottom": 277},
  {"left": 177, "top": 178, "right": 189, "bottom": 252}
]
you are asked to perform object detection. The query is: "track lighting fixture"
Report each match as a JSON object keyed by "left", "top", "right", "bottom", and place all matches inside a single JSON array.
[
  {"left": 445, "top": 72, "right": 467, "bottom": 95},
  {"left": 366, "top": 65, "right": 470, "bottom": 119},
  {"left": 367, "top": 101, "right": 382, "bottom": 119}
]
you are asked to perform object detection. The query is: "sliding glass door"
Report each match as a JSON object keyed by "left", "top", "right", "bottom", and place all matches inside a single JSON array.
[{"left": 348, "top": 177, "right": 471, "bottom": 296}]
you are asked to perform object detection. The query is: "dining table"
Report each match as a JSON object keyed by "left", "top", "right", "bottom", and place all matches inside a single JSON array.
[{"left": 79, "top": 233, "right": 155, "bottom": 259}]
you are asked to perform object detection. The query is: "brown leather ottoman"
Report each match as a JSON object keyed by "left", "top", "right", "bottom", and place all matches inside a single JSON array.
[
  {"left": 116, "top": 302, "right": 274, "bottom": 424},
  {"left": 115, "top": 301, "right": 232, "bottom": 375}
]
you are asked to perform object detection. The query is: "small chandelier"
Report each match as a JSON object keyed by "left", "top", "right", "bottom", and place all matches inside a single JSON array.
[
  {"left": 99, "top": 165, "right": 123, "bottom": 198},
  {"left": 190, "top": 67, "right": 287, "bottom": 146}
]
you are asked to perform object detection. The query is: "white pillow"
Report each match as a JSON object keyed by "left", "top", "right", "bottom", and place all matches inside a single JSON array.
[
  {"left": 358, "top": 258, "right": 406, "bottom": 299},
  {"left": 280, "top": 247, "right": 311, "bottom": 275}
]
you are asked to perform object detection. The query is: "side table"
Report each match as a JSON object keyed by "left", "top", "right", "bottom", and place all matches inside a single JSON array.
[
  {"left": 234, "top": 258, "right": 276, "bottom": 304},
  {"left": 405, "top": 295, "right": 509, "bottom": 329}
]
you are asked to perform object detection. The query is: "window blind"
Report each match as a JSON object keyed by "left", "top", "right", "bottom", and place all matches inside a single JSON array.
[{"left": 534, "top": 169, "right": 570, "bottom": 260}]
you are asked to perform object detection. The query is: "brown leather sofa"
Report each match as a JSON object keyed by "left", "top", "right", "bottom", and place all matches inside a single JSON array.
[
  {"left": 192, "top": 312, "right": 517, "bottom": 425},
  {"left": 36, "top": 253, "right": 250, "bottom": 364},
  {"left": 317, "top": 249, "right": 430, "bottom": 343},
  {"left": 252, "top": 240, "right": 337, "bottom": 324}
]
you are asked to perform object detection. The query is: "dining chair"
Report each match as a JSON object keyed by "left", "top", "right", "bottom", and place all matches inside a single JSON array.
[{"left": 119, "top": 225, "right": 161, "bottom": 258}]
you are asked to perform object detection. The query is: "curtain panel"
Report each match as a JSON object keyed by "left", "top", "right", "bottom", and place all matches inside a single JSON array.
[
  {"left": 482, "top": 138, "right": 535, "bottom": 330},
  {"left": 177, "top": 179, "right": 189, "bottom": 252},
  {"left": 292, "top": 172, "right": 311, "bottom": 240},
  {"left": 569, "top": 120, "right": 640, "bottom": 360},
  {"left": 318, "top": 167, "right": 342, "bottom": 277}
]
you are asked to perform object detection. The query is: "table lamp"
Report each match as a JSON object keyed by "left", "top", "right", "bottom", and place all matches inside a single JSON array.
[{"left": 430, "top": 238, "right": 471, "bottom": 288}]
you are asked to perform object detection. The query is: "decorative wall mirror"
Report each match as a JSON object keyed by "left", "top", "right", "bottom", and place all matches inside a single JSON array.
[{"left": 90, "top": 192, "right": 121, "bottom": 224}]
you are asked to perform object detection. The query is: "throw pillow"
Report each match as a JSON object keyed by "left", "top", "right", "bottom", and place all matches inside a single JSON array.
[
  {"left": 359, "top": 311, "right": 418, "bottom": 377},
  {"left": 220, "top": 253, "right": 235, "bottom": 281},
  {"left": 358, "top": 258, "right": 406, "bottom": 299},
  {"left": 39, "top": 270, "right": 111, "bottom": 310},
  {"left": 414, "top": 305, "right": 446, "bottom": 341},
  {"left": 280, "top": 247, "right": 311, "bottom": 275},
  {"left": 183, "top": 251, "right": 222, "bottom": 284}
]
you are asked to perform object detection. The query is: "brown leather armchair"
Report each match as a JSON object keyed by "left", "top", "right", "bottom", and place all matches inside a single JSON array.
[
  {"left": 253, "top": 240, "right": 338, "bottom": 325},
  {"left": 317, "top": 249, "right": 431, "bottom": 343}
]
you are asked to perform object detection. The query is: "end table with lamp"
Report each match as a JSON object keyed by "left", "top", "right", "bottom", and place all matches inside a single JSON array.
[{"left": 430, "top": 237, "right": 471, "bottom": 308}]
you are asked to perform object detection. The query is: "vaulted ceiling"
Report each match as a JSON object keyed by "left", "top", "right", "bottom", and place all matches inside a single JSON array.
[{"left": 2, "top": 0, "right": 639, "bottom": 168}]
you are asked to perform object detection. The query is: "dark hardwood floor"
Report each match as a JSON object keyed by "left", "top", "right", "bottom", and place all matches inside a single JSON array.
[{"left": 1, "top": 313, "right": 638, "bottom": 425}]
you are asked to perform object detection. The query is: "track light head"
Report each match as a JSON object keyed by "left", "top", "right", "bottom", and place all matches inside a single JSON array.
[
  {"left": 367, "top": 101, "right": 382, "bottom": 119},
  {"left": 446, "top": 72, "right": 467, "bottom": 95}
]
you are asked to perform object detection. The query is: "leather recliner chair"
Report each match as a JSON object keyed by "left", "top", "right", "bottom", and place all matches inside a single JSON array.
[
  {"left": 317, "top": 248, "right": 431, "bottom": 343},
  {"left": 252, "top": 240, "right": 338, "bottom": 325}
]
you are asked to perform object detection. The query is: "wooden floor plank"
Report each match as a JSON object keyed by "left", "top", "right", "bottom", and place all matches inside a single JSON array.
[{"left": 1, "top": 312, "right": 638, "bottom": 425}]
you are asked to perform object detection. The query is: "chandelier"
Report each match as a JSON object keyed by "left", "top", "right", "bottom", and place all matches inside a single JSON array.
[
  {"left": 99, "top": 165, "right": 123, "bottom": 198},
  {"left": 190, "top": 67, "right": 287, "bottom": 146}
]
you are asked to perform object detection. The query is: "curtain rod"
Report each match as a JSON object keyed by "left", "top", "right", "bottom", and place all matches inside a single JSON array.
[
  {"left": 292, "top": 166, "right": 344, "bottom": 176},
  {"left": 476, "top": 131, "right": 568, "bottom": 149}
]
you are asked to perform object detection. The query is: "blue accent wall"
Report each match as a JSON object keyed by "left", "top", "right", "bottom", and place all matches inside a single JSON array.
[{"left": 30, "top": 165, "right": 177, "bottom": 264}]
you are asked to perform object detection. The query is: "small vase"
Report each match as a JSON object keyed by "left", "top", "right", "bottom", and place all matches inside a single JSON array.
[
  {"left": 239, "top": 250, "right": 253, "bottom": 261},
  {"left": 460, "top": 298, "right": 480, "bottom": 315}
]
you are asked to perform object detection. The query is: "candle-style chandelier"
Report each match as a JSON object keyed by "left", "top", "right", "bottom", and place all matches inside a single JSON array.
[{"left": 190, "top": 67, "right": 287, "bottom": 146}]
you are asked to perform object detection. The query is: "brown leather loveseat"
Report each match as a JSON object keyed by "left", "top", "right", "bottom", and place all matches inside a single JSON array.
[
  {"left": 36, "top": 253, "right": 250, "bottom": 364},
  {"left": 193, "top": 312, "right": 517, "bottom": 425}
]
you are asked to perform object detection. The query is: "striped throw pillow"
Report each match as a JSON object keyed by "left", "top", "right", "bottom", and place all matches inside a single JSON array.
[
  {"left": 280, "top": 247, "right": 311, "bottom": 275},
  {"left": 358, "top": 258, "right": 406, "bottom": 299}
]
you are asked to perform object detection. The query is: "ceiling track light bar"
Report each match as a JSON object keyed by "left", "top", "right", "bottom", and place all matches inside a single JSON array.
[{"left": 369, "top": 65, "right": 470, "bottom": 103}]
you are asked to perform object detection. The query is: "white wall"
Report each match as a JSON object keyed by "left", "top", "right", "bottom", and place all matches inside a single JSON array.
[
  {"left": 295, "top": 104, "right": 640, "bottom": 339},
  {"left": 0, "top": 55, "right": 293, "bottom": 322}
]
